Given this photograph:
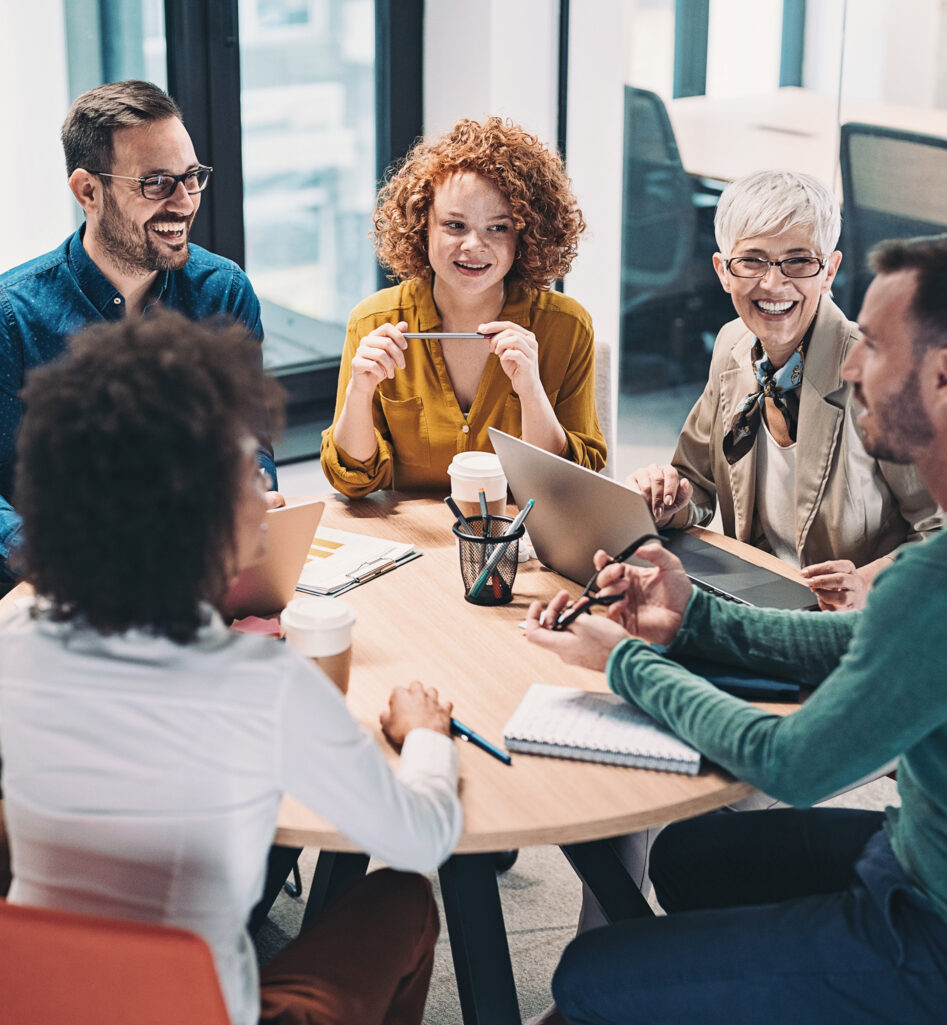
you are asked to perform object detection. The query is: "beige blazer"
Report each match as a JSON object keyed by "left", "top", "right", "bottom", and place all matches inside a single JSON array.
[{"left": 668, "top": 299, "right": 943, "bottom": 567}]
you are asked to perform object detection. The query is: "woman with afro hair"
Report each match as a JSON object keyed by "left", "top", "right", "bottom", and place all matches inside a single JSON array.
[{"left": 321, "top": 117, "right": 606, "bottom": 496}]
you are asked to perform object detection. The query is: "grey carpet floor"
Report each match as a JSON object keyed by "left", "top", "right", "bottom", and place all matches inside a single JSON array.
[{"left": 255, "top": 775, "right": 898, "bottom": 1023}]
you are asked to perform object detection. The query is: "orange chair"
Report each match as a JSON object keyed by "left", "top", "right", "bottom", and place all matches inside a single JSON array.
[{"left": 0, "top": 898, "right": 231, "bottom": 1025}]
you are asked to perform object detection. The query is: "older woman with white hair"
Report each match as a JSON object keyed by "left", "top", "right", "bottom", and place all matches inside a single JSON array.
[{"left": 629, "top": 169, "right": 942, "bottom": 611}]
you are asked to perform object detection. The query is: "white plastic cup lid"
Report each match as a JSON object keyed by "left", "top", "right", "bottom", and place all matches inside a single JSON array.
[
  {"left": 282, "top": 596, "right": 355, "bottom": 629},
  {"left": 447, "top": 452, "right": 507, "bottom": 500},
  {"left": 281, "top": 596, "right": 355, "bottom": 656},
  {"left": 447, "top": 451, "right": 504, "bottom": 481}
]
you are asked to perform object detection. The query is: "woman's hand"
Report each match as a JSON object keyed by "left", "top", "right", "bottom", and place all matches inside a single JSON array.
[
  {"left": 348, "top": 321, "right": 409, "bottom": 397},
  {"left": 626, "top": 463, "right": 693, "bottom": 527},
  {"left": 480, "top": 320, "right": 542, "bottom": 398},
  {"left": 801, "top": 559, "right": 873, "bottom": 611}
]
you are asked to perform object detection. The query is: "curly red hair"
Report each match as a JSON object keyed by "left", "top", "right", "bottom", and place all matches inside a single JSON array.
[{"left": 373, "top": 117, "right": 586, "bottom": 291}]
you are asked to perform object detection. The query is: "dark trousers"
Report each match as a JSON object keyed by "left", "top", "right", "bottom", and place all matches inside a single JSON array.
[
  {"left": 553, "top": 808, "right": 947, "bottom": 1024},
  {"left": 259, "top": 869, "right": 439, "bottom": 1025}
]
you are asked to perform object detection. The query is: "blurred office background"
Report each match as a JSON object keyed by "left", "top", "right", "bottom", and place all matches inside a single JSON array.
[{"left": 3, "top": 0, "right": 947, "bottom": 469}]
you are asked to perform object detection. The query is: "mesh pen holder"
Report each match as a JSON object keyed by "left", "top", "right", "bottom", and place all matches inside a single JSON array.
[{"left": 452, "top": 515, "right": 525, "bottom": 606}]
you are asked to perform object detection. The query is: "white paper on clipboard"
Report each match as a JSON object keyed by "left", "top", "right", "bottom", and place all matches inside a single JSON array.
[{"left": 296, "top": 526, "right": 418, "bottom": 596}]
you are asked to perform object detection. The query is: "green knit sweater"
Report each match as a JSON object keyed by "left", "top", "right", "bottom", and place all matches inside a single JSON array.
[{"left": 606, "top": 530, "right": 947, "bottom": 922}]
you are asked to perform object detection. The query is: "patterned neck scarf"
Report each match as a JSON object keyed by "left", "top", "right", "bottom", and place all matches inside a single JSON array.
[{"left": 722, "top": 325, "right": 813, "bottom": 465}]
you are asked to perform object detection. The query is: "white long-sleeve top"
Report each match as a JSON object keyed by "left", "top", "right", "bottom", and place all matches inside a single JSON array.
[{"left": 0, "top": 601, "right": 462, "bottom": 1025}]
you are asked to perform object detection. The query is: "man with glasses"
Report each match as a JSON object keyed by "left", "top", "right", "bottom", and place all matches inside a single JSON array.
[
  {"left": 628, "top": 169, "right": 941, "bottom": 612},
  {"left": 0, "top": 80, "right": 279, "bottom": 583}
]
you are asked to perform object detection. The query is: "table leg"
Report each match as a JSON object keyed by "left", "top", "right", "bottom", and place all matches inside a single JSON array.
[
  {"left": 249, "top": 844, "right": 302, "bottom": 935},
  {"left": 438, "top": 853, "right": 521, "bottom": 1025},
  {"left": 560, "top": 838, "right": 655, "bottom": 921},
  {"left": 301, "top": 850, "right": 370, "bottom": 929}
]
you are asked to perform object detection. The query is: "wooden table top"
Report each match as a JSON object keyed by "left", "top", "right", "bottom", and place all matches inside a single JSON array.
[{"left": 274, "top": 492, "right": 800, "bottom": 854}]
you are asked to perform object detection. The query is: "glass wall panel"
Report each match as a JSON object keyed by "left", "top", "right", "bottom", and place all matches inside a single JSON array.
[
  {"left": 238, "top": 0, "right": 377, "bottom": 373},
  {"left": 65, "top": 0, "right": 166, "bottom": 108},
  {"left": 626, "top": 0, "right": 675, "bottom": 98},
  {"left": 607, "top": 0, "right": 947, "bottom": 472},
  {"left": 833, "top": 0, "right": 947, "bottom": 317}
]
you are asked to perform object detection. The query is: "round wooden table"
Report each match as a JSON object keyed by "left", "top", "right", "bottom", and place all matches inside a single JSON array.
[{"left": 270, "top": 492, "right": 798, "bottom": 1025}]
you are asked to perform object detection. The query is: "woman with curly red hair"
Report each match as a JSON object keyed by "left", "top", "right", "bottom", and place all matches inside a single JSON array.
[{"left": 321, "top": 117, "right": 607, "bottom": 496}]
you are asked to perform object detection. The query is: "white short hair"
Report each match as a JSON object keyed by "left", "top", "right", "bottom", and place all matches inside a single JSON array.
[{"left": 714, "top": 169, "right": 841, "bottom": 257}]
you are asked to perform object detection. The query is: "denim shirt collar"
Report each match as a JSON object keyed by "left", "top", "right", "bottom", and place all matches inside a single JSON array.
[{"left": 66, "top": 225, "right": 170, "bottom": 319}]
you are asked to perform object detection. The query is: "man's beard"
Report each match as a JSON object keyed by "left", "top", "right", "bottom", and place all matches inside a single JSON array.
[
  {"left": 96, "top": 187, "right": 191, "bottom": 276},
  {"left": 857, "top": 368, "right": 935, "bottom": 464}
]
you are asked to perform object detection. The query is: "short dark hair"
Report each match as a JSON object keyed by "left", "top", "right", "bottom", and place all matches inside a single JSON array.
[
  {"left": 869, "top": 234, "right": 947, "bottom": 355},
  {"left": 61, "top": 80, "right": 183, "bottom": 176},
  {"left": 15, "top": 311, "right": 283, "bottom": 643}
]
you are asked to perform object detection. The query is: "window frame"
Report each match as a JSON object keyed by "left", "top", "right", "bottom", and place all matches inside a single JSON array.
[{"left": 163, "top": 0, "right": 424, "bottom": 460}]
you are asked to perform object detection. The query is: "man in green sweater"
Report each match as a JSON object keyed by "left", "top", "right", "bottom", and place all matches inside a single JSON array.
[{"left": 526, "top": 234, "right": 947, "bottom": 1024}]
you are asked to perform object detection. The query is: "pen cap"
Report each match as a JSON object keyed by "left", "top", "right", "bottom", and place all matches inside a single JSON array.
[
  {"left": 280, "top": 596, "right": 356, "bottom": 657},
  {"left": 447, "top": 452, "right": 508, "bottom": 510}
]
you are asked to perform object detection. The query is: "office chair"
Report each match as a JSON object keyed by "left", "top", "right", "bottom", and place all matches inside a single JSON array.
[
  {"left": 621, "top": 86, "right": 696, "bottom": 297},
  {"left": 839, "top": 122, "right": 947, "bottom": 317},
  {"left": 620, "top": 86, "right": 719, "bottom": 391},
  {"left": 0, "top": 899, "right": 231, "bottom": 1025}
]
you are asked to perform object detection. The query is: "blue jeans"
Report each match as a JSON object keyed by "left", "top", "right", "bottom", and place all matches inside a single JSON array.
[{"left": 553, "top": 809, "right": 947, "bottom": 1024}]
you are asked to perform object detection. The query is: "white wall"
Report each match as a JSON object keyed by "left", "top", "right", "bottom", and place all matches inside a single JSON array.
[
  {"left": 707, "top": 0, "right": 782, "bottom": 98},
  {"left": 423, "top": 0, "right": 559, "bottom": 142},
  {"left": 0, "top": 1, "right": 75, "bottom": 272}
]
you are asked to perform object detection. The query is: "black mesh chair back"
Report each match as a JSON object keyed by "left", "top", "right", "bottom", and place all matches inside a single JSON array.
[
  {"left": 839, "top": 122, "right": 947, "bottom": 316},
  {"left": 621, "top": 86, "right": 696, "bottom": 289}
]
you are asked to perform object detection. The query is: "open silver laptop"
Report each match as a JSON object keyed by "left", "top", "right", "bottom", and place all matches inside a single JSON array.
[
  {"left": 224, "top": 500, "right": 324, "bottom": 618},
  {"left": 488, "top": 428, "right": 816, "bottom": 610}
]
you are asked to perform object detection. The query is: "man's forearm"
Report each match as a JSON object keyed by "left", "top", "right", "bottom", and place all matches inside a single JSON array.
[{"left": 668, "top": 587, "right": 856, "bottom": 685}]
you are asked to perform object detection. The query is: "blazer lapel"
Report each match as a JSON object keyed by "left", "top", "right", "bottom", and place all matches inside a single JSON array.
[
  {"left": 719, "top": 330, "right": 760, "bottom": 541},
  {"left": 794, "top": 300, "right": 850, "bottom": 556}
]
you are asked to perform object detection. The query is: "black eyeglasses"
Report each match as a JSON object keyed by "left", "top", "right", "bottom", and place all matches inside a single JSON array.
[
  {"left": 90, "top": 165, "right": 213, "bottom": 201},
  {"left": 724, "top": 256, "right": 825, "bottom": 279},
  {"left": 552, "top": 534, "right": 665, "bottom": 631}
]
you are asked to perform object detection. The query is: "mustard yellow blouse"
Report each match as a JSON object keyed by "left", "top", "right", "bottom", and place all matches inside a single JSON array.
[{"left": 320, "top": 278, "right": 606, "bottom": 497}]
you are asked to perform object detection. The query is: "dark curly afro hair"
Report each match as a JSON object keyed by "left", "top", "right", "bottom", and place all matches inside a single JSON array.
[
  {"left": 373, "top": 117, "right": 586, "bottom": 290},
  {"left": 15, "top": 309, "right": 283, "bottom": 643}
]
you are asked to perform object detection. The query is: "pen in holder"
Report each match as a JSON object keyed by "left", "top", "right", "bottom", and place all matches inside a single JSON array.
[{"left": 452, "top": 515, "right": 525, "bottom": 606}]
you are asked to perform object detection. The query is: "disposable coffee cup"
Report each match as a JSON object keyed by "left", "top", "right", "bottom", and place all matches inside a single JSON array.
[
  {"left": 447, "top": 451, "right": 508, "bottom": 520},
  {"left": 280, "top": 596, "right": 356, "bottom": 695}
]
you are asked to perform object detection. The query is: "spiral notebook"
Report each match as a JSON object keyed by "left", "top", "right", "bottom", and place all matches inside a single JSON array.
[{"left": 502, "top": 684, "right": 701, "bottom": 775}]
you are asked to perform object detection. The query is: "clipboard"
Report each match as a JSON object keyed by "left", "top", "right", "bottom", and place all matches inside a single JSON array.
[{"left": 295, "top": 526, "right": 422, "bottom": 597}]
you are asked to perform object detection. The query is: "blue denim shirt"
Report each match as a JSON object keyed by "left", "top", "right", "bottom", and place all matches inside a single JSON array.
[{"left": 0, "top": 228, "right": 276, "bottom": 578}]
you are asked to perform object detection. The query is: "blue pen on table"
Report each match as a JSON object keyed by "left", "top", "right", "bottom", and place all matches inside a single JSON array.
[
  {"left": 468, "top": 499, "right": 535, "bottom": 599},
  {"left": 450, "top": 717, "right": 512, "bottom": 765},
  {"left": 444, "top": 495, "right": 475, "bottom": 536}
]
